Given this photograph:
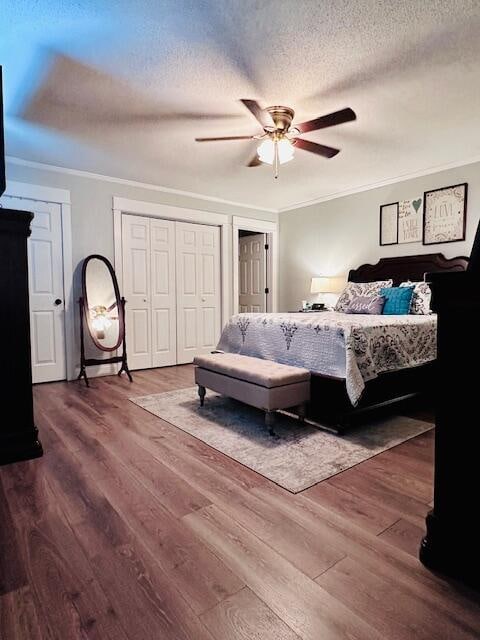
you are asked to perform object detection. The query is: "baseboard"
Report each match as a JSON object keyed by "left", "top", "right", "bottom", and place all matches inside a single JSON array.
[{"left": 73, "top": 362, "right": 117, "bottom": 380}]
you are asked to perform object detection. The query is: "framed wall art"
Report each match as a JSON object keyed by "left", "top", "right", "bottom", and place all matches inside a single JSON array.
[
  {"left": 398, "top": 197, "right": 422, "bottom": 244},
  {"left": 423, "top": 183, "right": 468, "bottom": 245},
  {"left": 379, "top": 202, "right": 399, "bottom": 246}
]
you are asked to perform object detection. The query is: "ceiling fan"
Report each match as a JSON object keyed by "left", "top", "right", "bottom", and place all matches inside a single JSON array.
[{"left": 195, "top": 99, "right": 356, "bottom": 178}]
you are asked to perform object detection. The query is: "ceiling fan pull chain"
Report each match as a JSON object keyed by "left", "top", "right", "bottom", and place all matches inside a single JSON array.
[{"left": 274, "top": 140, "right": 279, "bottom": 179}]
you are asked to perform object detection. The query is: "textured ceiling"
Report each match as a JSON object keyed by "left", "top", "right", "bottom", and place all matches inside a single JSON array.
[{"left": 2, "top": 0, "right": 480, "bottom": 210}]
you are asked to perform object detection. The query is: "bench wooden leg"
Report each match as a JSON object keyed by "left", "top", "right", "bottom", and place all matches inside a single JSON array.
[
  {"left": 265, "top": 410, "right": 276, "bottom": 436},
  {"left": 297, "top": 403, "right": 306, "bottom": 423},
  {"left": 198, "top": 385, "right": 206, "bottom": 407}
]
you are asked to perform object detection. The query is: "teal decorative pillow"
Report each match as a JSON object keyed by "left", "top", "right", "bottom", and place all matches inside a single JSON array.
[{"left": 380, "top": 286, "right": 414, "bottom": 315}]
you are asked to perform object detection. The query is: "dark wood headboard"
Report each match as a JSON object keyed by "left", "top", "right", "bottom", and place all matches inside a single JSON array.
[{"left": 349, "top": 253, "right": 468, "bottom": 285}]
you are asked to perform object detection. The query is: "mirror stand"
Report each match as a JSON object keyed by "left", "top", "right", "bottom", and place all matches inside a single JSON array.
[{"left": 78, "top": 295, "right": 133, "bottom": 387}]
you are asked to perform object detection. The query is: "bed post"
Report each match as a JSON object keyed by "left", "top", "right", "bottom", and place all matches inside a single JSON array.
[{"left": 419, "top": 231, "right": 478, "bottom": 587}]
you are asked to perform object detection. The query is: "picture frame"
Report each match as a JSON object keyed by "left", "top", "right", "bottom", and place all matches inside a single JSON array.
[
  {"left": 379, "top": 202, "right": 399, "bottom": 246},
  {"left": 398, "top": 197, "right": 423, "bottom": 244},
  {"left": 423, "top": 183, "right": 468, "bottom": 245}
]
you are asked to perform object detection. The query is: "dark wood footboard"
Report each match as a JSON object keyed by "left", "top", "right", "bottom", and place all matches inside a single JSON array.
[{"left": 305, "top": 362, "right": 435, "bottom": 432}]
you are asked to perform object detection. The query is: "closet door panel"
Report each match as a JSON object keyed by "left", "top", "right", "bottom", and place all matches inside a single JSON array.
[
  {"left": 122, "top": 215, "right": 152, "bottom": 370},
  {"left": 150, "top": 219, "right": 176, "bottom": 366},
  {"left": 182, "top": 253, "right": 197, "bottom": 295},
  {"left": 199, "top": 226, "right": 221, "bottom": 352},
  {"left": 182, "top": 307, "right": 198, "bottom": 349},
  {"left": 202, "top": 307, "right": 216, "bottom": 347},
  {"left": 176, "top": 224, "right": 196, "bottom": 362},
  {"left": 176, "top": 222, "right": 221, "bottom": 363},
  {"left": 132, "top": 309, "right": 149, "bottom": 355},
  {"left": 154, "top": 309, "right": 171, "bottom": 352}
]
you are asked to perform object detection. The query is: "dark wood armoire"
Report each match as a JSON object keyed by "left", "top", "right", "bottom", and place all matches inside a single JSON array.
[
  {"left": 420, "top": 224, "right": 480, "bottom": 588},
  {"left": 0, "top": 209, "right": 43, "bottom": 465}
]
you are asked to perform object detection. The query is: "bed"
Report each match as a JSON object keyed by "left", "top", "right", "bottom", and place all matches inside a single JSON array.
[{"left": 218, "top": 253, "right": 468, "bottom": 430}]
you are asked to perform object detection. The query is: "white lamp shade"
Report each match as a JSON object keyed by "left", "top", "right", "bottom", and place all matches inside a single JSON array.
[
  {"left": 310, "top": 276, "right": 344, "bottom": 294},
  {"left": 257, "top": 138, "right": 294, "bottom": 165}
]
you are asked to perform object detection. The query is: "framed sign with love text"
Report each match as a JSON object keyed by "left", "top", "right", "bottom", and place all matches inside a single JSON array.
[
  {"left": 398, "top": 197, "right": 423, "bottom": 244},
  {"left": 423, "top": 183, "right": 467, "bottom": 245}
]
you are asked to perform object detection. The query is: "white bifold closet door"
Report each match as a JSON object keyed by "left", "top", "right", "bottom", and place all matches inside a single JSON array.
[
  {"left": 122, "top": 215, "right": 176, "bottom": 370},
  {"left": 122, "top": 215, "right": 220, "bottom": 369},
  {"left": 176, "top": 222, "right": 221, "bottom": 364}
]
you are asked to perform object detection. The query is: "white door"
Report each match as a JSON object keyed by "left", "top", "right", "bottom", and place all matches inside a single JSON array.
[
  {"left": 176, "top": 222, "right": 221, "bottom": 364},
  {"left": 239, "top": 233, "right": 266, "bottom": 312},
  {"left": 122, "top": 214, "right": 152, "bottom": 370},
  {"left": 122, "top": 215, "right": 177, "bottom": 369},
  {"left": 0, "top": 195, "right": 66, "bottom": 383},
  {"left": 150, "top": 218, "right": 176, "bottom": 367}
]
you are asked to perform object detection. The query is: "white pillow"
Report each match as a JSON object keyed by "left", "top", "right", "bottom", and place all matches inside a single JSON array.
[
  {"left": 335, "top": 280, "right": 393, "bottom": 312},
  {"left": 400, "top": 281, "right": 432, "bottom": 314}
]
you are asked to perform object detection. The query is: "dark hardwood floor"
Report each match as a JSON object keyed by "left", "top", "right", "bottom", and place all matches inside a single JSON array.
[{"left": 1, "top": 365, "right": 479, "bottom": 639}]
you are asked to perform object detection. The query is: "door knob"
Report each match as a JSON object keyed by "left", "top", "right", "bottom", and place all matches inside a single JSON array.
[
  {"left": 201, "top": 297, "right": 206, "bottom": 302},
  {"left": 54, "top": 298, "right": 63, "bottom": 306}
]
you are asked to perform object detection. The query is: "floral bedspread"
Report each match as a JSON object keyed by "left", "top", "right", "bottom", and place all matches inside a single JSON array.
[{"left": 216, "top": 312, "right": 437, "bottom": 405}]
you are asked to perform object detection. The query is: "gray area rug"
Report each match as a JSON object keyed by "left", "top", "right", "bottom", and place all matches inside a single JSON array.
[{"left": 131, "top": 387, "right": 433, "bottom": 493}]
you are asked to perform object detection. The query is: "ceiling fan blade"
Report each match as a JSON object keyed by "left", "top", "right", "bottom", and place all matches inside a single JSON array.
[
  {"left": 296, "top": 108, "right": 356, "bottom": 133},
  {"left": 109, "top": 112, "right": 243, "bottom": 124},
  {"left": 18, "top": 51, "right": 246, "bottom": 135},
  {"left": 240, "top": 99, "right": 274, "bottom": 128},
  {"left": 195, "top": 135, "right": 255, "bottom": 142},
  {"left": 247, "top": 154, "right": 262, "bottom": 167},
  {"left": 294, "top": 138, "right": 340, "bottom": 158}
]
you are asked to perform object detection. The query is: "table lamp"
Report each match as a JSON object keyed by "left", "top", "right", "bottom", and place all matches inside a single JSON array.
[{"left": 310, "top": 276, "right": 344, "bottom": 310}]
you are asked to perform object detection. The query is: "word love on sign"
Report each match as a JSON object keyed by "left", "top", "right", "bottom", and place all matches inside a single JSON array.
[
  {"left": 398, "top": 198, "right": 423, "bottom": 244},
  {"left": 423, "top": 183, "right": 467, "bottom": 245}
]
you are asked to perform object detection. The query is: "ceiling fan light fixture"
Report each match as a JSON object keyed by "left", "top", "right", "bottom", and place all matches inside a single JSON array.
[
  {"left": 257, "top": 138, "right": 294, "bottom": 165},
  {"left": 194, "top": 100, "right": 355, "bottom": 178}
]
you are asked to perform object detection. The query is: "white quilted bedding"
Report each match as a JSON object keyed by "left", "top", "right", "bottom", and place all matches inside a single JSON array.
[{"left": 216, "top": 312, "right": 437, "bottom": 405}]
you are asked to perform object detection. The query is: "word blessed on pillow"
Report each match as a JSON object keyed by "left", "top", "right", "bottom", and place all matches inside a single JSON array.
[{"left": 346, "top": 295, "right": 385, "bottom": 314}]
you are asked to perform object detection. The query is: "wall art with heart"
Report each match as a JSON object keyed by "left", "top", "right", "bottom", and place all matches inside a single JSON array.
[{"left": 398, "top": 197, "right": 423, "bottom": 244}]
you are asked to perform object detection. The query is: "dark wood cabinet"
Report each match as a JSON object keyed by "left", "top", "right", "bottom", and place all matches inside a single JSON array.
[
  {"left": 420, "top": 259, "right": 480, "bottom": 587},
  {"left": 0, "top": 209, "right": 43, "bottom": 465}
]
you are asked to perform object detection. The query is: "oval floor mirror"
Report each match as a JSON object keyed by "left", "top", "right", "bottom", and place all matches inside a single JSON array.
[{"left": 78, "top": 254, "right": 132, "bottom": 386}]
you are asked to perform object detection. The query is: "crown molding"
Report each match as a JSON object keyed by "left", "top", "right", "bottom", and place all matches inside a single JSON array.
[
  {"left": 5, "top": 156, "right": 277, "bottom": 214},
  {"left": 7, "top": 153, "right": 480, "bottom": 216},
  {"left": 278, "top": 154, "right": 480, "bottom": 213}
]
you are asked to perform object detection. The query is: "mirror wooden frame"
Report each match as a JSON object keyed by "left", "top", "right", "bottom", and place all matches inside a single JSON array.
[
  {"left": 78, "top": 254, "right": 132, "bottom": 386},
  {"left": 82, "top": 254, "right": 125, "bottom": 352}
]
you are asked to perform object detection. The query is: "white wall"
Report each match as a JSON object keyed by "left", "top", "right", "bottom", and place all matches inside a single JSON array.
[
  {"left": 6, "top": 159, "right": 276, "bottom": 303},
  {"left": 5, "top": 158, "right": 277, "bottom": 372},
  {"left": 279, "top": 161, "right": 480, "bottom": 312},
  {"left": 6, "top": 159, "right": 276, "bottom": 267}
]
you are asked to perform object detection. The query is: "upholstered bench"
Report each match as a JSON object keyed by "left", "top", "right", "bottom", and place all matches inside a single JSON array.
[{"left": 193, "top": 353, "right": 311, "bottom": 435}]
